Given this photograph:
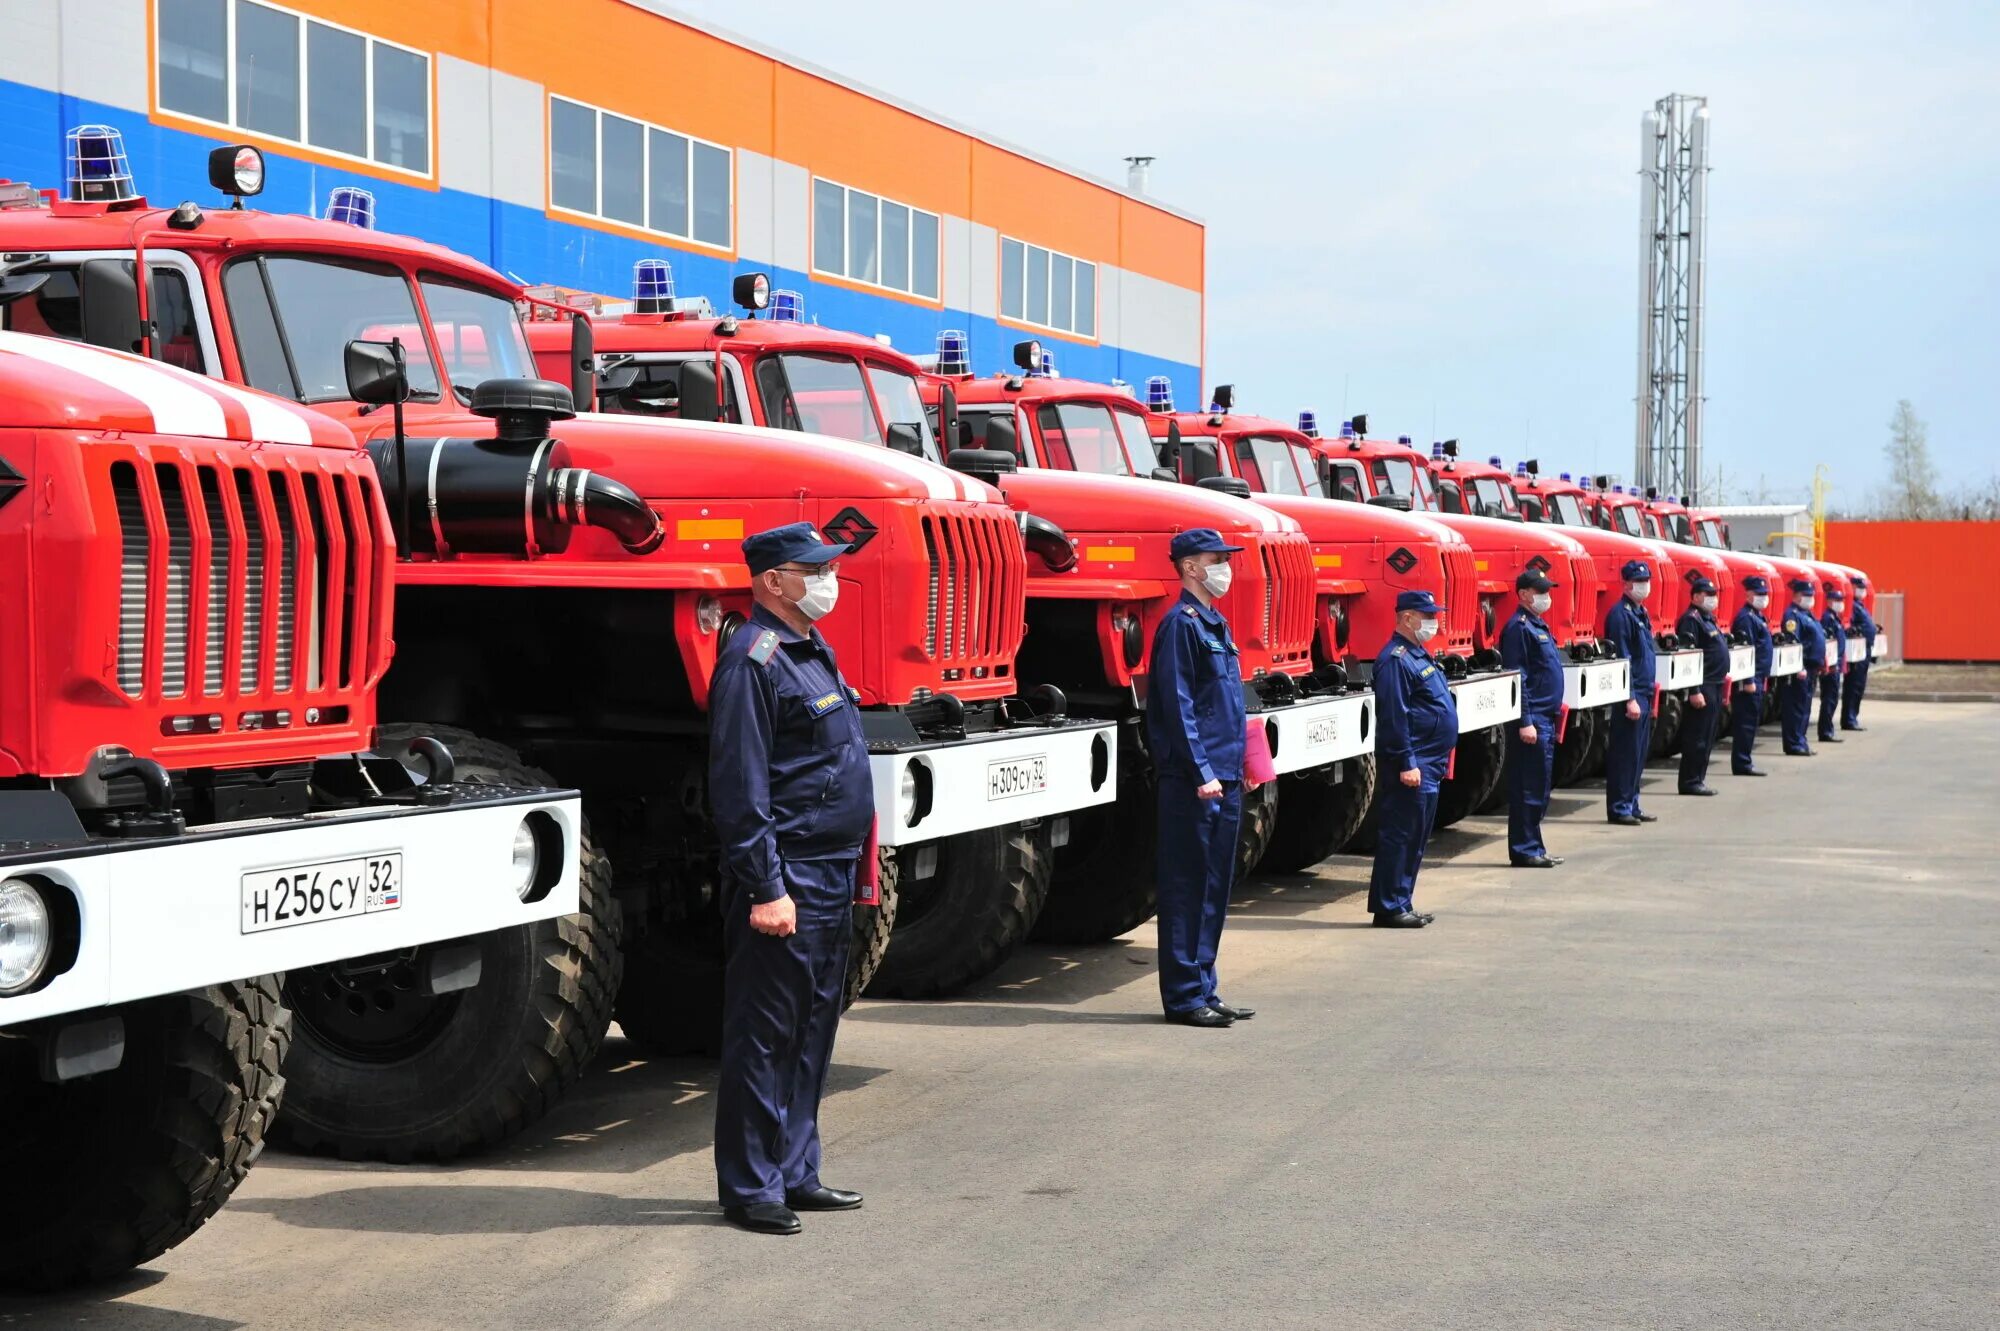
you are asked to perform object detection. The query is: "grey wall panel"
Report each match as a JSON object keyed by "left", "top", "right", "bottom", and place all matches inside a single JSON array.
[
  {"left": 767, "top": 156, "right": 809, "bottom": 273},
  {"left": 486, "top": 66, "right": 546, "bottom": 210},
  {"left": 940, "top": 215, "right": 972, "bottom": 315},
  {"left": 0, "top": 0, "right": 60, "bottom": 87},
  {"left": 1113, "top": 266, "right": 1202, "bottom": 366},
  {"left": 735, "top": 148, "right": 774, "bottom": 266},
  {"left": 61, "top": 0, "right": 148, "bottom": 112},
  {"left": 436, "top": 55, "right": 491, "bottom": 197},
  {"left": 1094, "top": 263, "right": 1122, "bottom": 351},
  {"left": 965, "top": 220, "right": 997, "bottom": 320}
]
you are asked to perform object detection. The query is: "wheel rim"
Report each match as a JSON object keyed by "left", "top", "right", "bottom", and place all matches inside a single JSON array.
[{"left": 291, "top": 950, "right": 462, "bottom": 1063}]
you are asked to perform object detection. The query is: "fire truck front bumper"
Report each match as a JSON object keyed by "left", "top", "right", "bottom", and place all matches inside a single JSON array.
[
  {"left": 0, "top": 787, "right": 580, "bottom": 1029},
  {"left": 868, "top": 720, "right": 1118, "bottom": 847},
  {"left": 1661, "top": 649, "right": 1707, "bottom": 691},
  {"left": 1253, "top": 691, "right": 1375, "bottom": 772},
  {"left": 1451, "top": 670, "right": 1523, "bottom": 735},
  {"left": 1563, "top": 658, "right": 1631, "bottom": 710},
  {"left": 1773, "top": 643, "right": 1805, "bottom": 675},
  {"left": 1728, "top": 646, "right": 1757, "bottom": 682}
]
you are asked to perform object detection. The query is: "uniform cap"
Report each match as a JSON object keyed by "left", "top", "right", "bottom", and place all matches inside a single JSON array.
[
  {"left": 1851, "top": 574, "right": 1868, "bottom": 588},
  {"left": 1169, "top": 528, "right": 1246, "bottom": 560},
  {"left": 1515, "top": 568, "right": 1557, "bottom": 592},
  {"left": 1824, "top": 581, "right": 1846, "bottom": 597},
  {"left": 1689, "top": 576, "right": 1717, "bottom": 595},
  {"left": 742, "top": 521, "right": 851, "bottom": 576},
  {"left": 1787, "top": 577, "right": 1815, "bottom": 594},
  {"left": 1620, "top": 559, "right": 1652, "bottom": 582},
  {"left": 1741, "top": 574, "right": 1769, "bottom": 593},
  {"left": 1395, "top": 589, "right": 1446, "bottom": 614}
]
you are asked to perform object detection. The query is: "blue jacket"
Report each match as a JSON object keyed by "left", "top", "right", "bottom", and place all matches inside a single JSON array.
[
  {"left": 1732, "top": 602, "right": 1773, "bottom": 683},
  {"left": 1499, "top": 606, "right": 1564, "bottom": 723},
  {"left": 1146, "top": 590, "right": 1246, "bottom": 784},
  {"left": 1787, "top": 602, "right": 1827, "bottom": 673},
  {"left": 1603, "top": 594, "right": 1658, "bottom": 700},
  {"left": 1676, "top": 604, "right": 1731, "bottom": 685},
  {"left": 1821, "top": 607, "right": 1848, "bottom": 677},
  {"left": 1850, "top": 601, "right": 1877, "bottom": 648},
  {"left": 707, "top": 604, "right": 874, "bottom": 904},
  {"left": 1373, "top": 632, "right": 1458, "bottom": 787}
]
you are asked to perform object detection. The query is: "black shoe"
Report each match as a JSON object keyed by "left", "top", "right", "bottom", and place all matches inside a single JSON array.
[
  {"left": 1372, "top": 911, "right": 1428, "bottom": 928},
  {"left": 1841, "top": 723, "right": 1865, "bottom": 732},
  {"left": 1608, "top": 813, "right": 1642, "bottom": 826},
  {"left": 1678, "top": 785, "right": 1717, "bottom": 796},
  {"left": 1733, "top": 767, "right": 1767, "bottom": 777},
  {"left": 1819, "top": 734, "right": 1842, "bottom": 744},
  {"left": 1637, "top": 813, "right": 1659, "bottom": 822},
  {"left": 1415, "top": 911, "right": 1436, "bottom": 924},
  {"left": 1165, "top": 1006, "right": 1234, "bottom": 1028},
  {"left": 1510, "top": 855, "right": 1562, "bottom": 868},
  {"left": 1209, "top": 1001, "right": 1256, "bottom": 1021},
  {"left": 724, "top": 1202, "right": 802, "bottom": 1235},
  {"left": 1784, "top": 747, "right": 1814, "bottom": 757},
  {"left": 786, "top": 1185, "right": 863, "bottom": 1212}
]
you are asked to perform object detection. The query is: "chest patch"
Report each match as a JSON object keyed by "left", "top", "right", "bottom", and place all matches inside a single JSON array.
[
  {"left": 1784, "top": 619, "right": 1797, "bottom": 633},
  {"left": 1202, "top": 636, "right": 1228, "bottom": 652},
  {"left": 1419, "top": 665, "right": 1435, "bottom": 678},
  {"left": 806, "top": 690, "right": 845, "bottom": 718}
]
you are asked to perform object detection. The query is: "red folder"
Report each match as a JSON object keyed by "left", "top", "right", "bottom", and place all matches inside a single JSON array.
[
  {"left": 854, "top": 817, "right": 881, "bottom": 906},
  {"left": 1446, "top": 747, "right": 1457, "bottom": 781},
  {"left": 1243, "top": 718, "right": 1278, "bottom": 787},
  {"left": 1556, "top": 705, "right": 1570, "bottom": 744}
]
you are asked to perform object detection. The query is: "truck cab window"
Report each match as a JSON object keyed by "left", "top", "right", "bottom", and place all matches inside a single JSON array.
[
  {"left": 1470, "top": 476, "right": 1518, "bottom": 517},
  {"left": 1549, "top": 493, "right": 1587, "bottom": 527},
  {"left": 1437, "top": 479, "right": 1465, "bottom": 514},
  {"left": 2, "top": 265, "right": 206, "bottom": 372},
  {"left": 1235, "top": 436, "right": 1308, "bottom": 496},
  {"left": 1613, "top": 506, "right": 1643, "bottom": 537},
  {"left": 1112, "top": 409, "right": 1155, "bottom": 474},
  {"left": 957, "top": 406, "right": 1032, "bottom": 466},
  {"left": 418, "top": 275, "right": 535, "bottom": 400},
  {"left": 1519, "top": 493, "right": 1544, "bottom": 522},
  {"left": 1372, "top": 456, "right": 1423, "bottom": 503},
  {"left": 223, "top": 255, "right": 440, "bottom": 403},
  {"left": 1329, "top": 460, "right": 1366, "bottom": 503},
  {"left": 866, "top": 365, "right": 940, "bottom": 462},
  {"left": 1036, "top": 402, "right": 1133, "bottom": 477},
  {"left": 757, "top": 353, "right": 882, "bottom": 444}
]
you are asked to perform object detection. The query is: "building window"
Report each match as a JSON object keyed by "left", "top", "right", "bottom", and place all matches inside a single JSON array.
[
  {"left": 999, "top": 236, "right": 1096, "bottom": 337},
  {"left": 812, "top": 178, "right": 940, "bottom": 300},
  {"left": 154, "top": 0, "right": 432, "bottom": 175},
  {"left": 547, "top": 96, "right": 732, "bottom": 249}
]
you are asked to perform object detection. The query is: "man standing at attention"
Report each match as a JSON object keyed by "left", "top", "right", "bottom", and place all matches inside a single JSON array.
[
  {"left": 1842, "top": 574, "right": 1877, "bottom": 731},
  {"left": 1603, "top": 560, "right": 1659, "bottom": 826},
  {"left": 1817, "top": 580, "right": 1849, "bottom": 746},
  {"left": 1780, "top": 577, "right": 1826, "bottom": 757},
  {"left": 1369, "top": 590, "right": 1458, "bottom": 926},
  {"left": 1148, "top": 529, "right": 1258, "bottom": 1028},
  {"left": 710, "top": 522, "right": 871, "bottom": 1235},
  {"left": 1675, "top": 576, "right": 1730, "bottom": 796},
  {"left": 1730, "top": 574, "right": 1774, "bottom": 776},
  {"left": 1500, "top": 568, "right": 1565, "bottom": 869}
]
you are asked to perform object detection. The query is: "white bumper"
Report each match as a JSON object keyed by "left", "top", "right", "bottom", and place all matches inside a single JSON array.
[
  {"left": 1258, "top": 692, "right": 1374, "bottom": 772},
  {"left": 1728, "top": 646, "right": 1756, "bottom": 682},
  {"left": 1563, "top": 658, "right": 1631, "bottom": 709},
  {"left": 869, "top": 722, "right": 1117, "bottom": 847},
  {"left": 1, "top": 792, "right": 580, "bottom": 1028},
  {"left": 1661, "top": 649, "right": 1707, "bottom": 690},
  {"left": 1451, "top": 671, "right": 1523, "bottom": 735},
  {"left": 1773, "top": 643, "right": 1805, "bottom": 674},
  {"left": 1846, "top": 637, "right": 1868, "bottom": 665}
]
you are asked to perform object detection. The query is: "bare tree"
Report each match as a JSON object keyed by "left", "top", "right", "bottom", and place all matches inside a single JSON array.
[{"left": 1880, "top": 399, "right": 1940, "bottom": 519}]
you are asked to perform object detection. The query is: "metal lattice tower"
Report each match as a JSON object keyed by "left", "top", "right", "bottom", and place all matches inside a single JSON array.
[{"left": 1634, "top": 94, "right": 1710, "bottom": 503}]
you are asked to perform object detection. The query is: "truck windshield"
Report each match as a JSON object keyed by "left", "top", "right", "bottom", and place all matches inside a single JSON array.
[
  {"left": 1548, "top": 493, "right": 1588, "bottom": 526},
  {"left": 1372, "top": 456, "right": 1423, "bottom": 501},
  {"left": 758, "top": 353, "right": 882, "bottom": 444},
  {"left": 224, "top": 254, "right": 442, "bottom": 403},
  {"left": 1113, "top": 409, "right": 1157, "bottom": 472},
  {"left": 866, "top": 365, "right": 941, "bottom": 462},
  {"left": 1695, "top": 519, "right": 1727, "bottom": 549},
  {"left": 419, "top": 275, "right": 537, "bottom": 401},
  {"left": 1665, "top": 511, "right": 1693, "bottom": 543},
  {"left": 1036, "top": 401, "right": 1133, "bottom": 476},
  {"left": 1469, "top": 476, "right": 1520, "bottom": 517},
  {"left": 1611, "top": 505, "right": 1644, "bottom": 537},
  {"left": 1234, "top": 436, "right": 1309, "bottom": 496}
]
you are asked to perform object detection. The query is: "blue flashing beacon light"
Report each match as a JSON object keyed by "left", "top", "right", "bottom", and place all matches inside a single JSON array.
[
  {"left": 1034, "top": 349, "right": 1055, "bottom": 377},
  {"left": 1611, "top": 484, "right": 1625, "bottom": 494},
  {"left": 770, "top": 289, "right": 805, "bottom": 323},
  {"left": 1430, "top": 441, "right": 1447, "bottom": 460},
  {"left": 1145, "top": 376, "right": 1175, "bottom": 412},
  {"left": 1296, "top": 411, "right": 1319, "bottom": 438},
  {"left": 1339, "top": 420, "right": 1356, "bottom": 439},
  {"left": 1514, "top": 460, "right": 1530, "bottom": 476},
  {"left": 1397, "top": 434, "right": 1412, "bottom": 446},
  {"left": 632, "top": 259, "right": 675, "bottom": 315},
  {"left": 1487, "top": 455, "right": 1503, "bottom": 467},
  {"left": 66, "top": 125, "right": 135, "bottom": 204},
  {"left": 935, "top": 330, "right": 970, "bottom": 376},
  {"left": 1559, "top": 472, "right": 1573, "bottom": 482},
  {"left": 327, "top": 186, "right": 376, "bottom": 229}
]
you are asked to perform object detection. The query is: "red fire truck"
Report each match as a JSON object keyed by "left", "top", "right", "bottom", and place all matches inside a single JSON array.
[
  {"left": 0, "top": 132, "right": 1099, "bottom": 1154},
  {"left": 1641, "top": 492, "right": 1785, "bottom": 692},
  {"left": 529, "top": 297, "right": 1318, "bottom": 946},
  {"left": 0, "top": 324, "right": 580, "bottom": 1285}
]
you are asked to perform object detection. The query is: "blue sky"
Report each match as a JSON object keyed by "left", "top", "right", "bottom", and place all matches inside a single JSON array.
[{"left": 669, "top": 0, "right": 1999, "bottom": 511}]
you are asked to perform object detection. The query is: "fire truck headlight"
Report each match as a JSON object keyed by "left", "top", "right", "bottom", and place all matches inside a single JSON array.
[
  {"left": 0, "top": 878, "right": 54, "bottom": 996},
  {"left": 696, "top": 596, "right": 723, "bottom": 634},
  {"left": 898, "top": 761, "right": 934, "bottom": 830},
  {"left": 509, "top": 822, "right": 541, "bottom": 901},
  {"left": 208, "top": 144, "right": 265, "bottom": 198}
]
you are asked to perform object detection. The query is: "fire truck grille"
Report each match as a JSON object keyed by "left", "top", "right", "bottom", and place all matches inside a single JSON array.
[
  {"left": 1255, "top": 533, "right": 1315, "bottom": 663},
  {"left": 109, "top": 454, "right": 383, "bottom": 705},
  {"left": 1566, "top": 550, "right": 1598, "bottom": 640},
  {"left": 1439, "top": 545, "right": 1480, "bottom": 653},
  {"left": 920, "top": 511, "right": 1026, "bottom": 670}
]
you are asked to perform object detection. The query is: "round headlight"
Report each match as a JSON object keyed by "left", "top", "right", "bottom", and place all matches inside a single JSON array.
[
  {"left": 231, "top": 145, "right": 265, "bottom": 195},
  {"left": 0, "top": 878, "right": 54, "bottom": 996},
  {"left": 898, "top": 765, "right": 919, "bottom": 823},
  {"left": 510, "top": 820, "right": 541, "bottom": 901},
  {"left": 696, "top": 596, "right": 723, "bottom": 634}
]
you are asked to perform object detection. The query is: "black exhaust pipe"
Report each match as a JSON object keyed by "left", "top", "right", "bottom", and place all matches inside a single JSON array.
[{"left": 546, "top": 467, "right": 664, "bottom": 555}]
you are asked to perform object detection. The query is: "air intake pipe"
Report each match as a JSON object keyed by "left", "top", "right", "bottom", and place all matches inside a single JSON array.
[
  {"left": 366, "top": 378, "right": 663, "bottom": 558},
  {"left": 1017, "top": 511, "right": 1077, "bottom": 573}
]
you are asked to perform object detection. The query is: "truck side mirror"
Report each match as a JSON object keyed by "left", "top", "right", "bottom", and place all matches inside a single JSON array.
[
  {"left": 983, "top": 412, "right": 1020, "bottom": 460},
  {"left": 1186, "top": 439, "right": 1221, "bottom": 482},
  {"left": 77, "top": 258, "right": 142, "bottom": 354},
  {"left": 1149, "top": 467, "right": 1178, "bottom": 483},
  {"left": 344, "top": 339, "right": 410, "bottom": 405},
  {"left": 568, "top": 311, "right": 596, "bottom": 413},
  {"left": 935, "top": 381, "right": 960, "bottom": 445},
  {"left": 1155, "top": 419, "right": 1182, "bottom": 469},
  {"left": 680, "top": 358, "right": 721, "bottom": 422},
  {"left": 885, "top": 422, "right": 925, "bottom": 456},
  {"left": 0, "top": 269, "right": 51, "bottom": 310}
]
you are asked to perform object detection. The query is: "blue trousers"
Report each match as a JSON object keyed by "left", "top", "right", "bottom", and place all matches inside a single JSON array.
[
  {"left": 714, "top": 859, "right": 854, "bottom": 1209},
  {"left": 1817, "top": 669, "right": 1843, "bottom": 739},
  {"left": 1369, "top": 779, "right": 1439, "bottom": 915},
  {"left": 1841, "top": 659, "right": 1870, "bottom": 727},
  {"left": 1606, "top": 701, "right": 1654, "bottom": 819},
  {"left": 1155, "top": 774, "right": 1242, "bottom": 1015},
  {"left": 1731, "top": 681, "right": 1765, "bottom": 772},
  {"left": 1780, "top": 674, "right": 1813, "bottom": 752},
  {"left": 1506, "top": 716, "right": 1555, "bottom": 860},
  {"left": 1678, "top": 683, "right": 1723, "bottom": 789}
]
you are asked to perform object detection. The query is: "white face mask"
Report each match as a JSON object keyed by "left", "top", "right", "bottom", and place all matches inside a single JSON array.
[
  {"left": 1751, "top": 594, "right": 1769, "bottom": 610},
  {"left": 1695, "top": 594, "right": 1716, "bottom": 612},
  {"left": 1415, "top": 617, "right": 1440, "bottom": 643},
  {"left": 1795, "top": 595, "right": 1815, "bottom": 612},
  {"left": 1198, "top": 561, "right": 1233, "bottom": 598},
  {"left": 793, "top": 569, "right": 840, "bottom": 621},
  {"left": 1527, "top": 592, "right": 1552, "bottom": 615},
  {"left": 1627, "top": 582, "right": 1652, "bottom": 602}
]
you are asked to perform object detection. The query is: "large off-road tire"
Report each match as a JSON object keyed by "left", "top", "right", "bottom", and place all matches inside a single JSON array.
[
  {"left": 0, "top": 977, "right": 289, "bottom": 1290},
  {"left": 1343, "top": 754, "right": 1385, "bottom": 855},
  {"left": 1434, "top": 727, "right": 1505, "bottom": 830},
  {"left": 276, "top": 724, "right": 621, "bottom": 1162},
  {"left": 1255, "top": 770, "right": 1347, "bottom": 876},
  {"left": 845, "top": 849, "right": 899, "bottom": 1008},
  {"left": 1651, "top": 692, "right": 1686, "bottom": 759},
  {"left": 867, "top": 824, "right": 1050, "bottom": 999},
  {"left": 1234, "top": 780, "right": 1279, "bottom": 883},
  {"left": 1553, "top": 705, "right": 1598, "bottom": 787},
  {"left": 1033, "top": 761, "right": 1158, "bottom": 943}
]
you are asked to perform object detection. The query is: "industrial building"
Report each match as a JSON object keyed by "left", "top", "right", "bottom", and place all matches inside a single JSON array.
[{"left": 0, "top": 0, "right": 1205, "bottom": 398}]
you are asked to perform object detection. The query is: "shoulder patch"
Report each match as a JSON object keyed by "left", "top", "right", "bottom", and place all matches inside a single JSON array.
[
  {"left": 1184, "top": 605, "right": 1199, "bottom": 617},
  {"left": 746, "top": 630, "right": 780, "bottom": 665},
  {"left": 1392, "top": 644, "right": 1405, "bottom": 656},
  {"left": 848, "top": 686, "right": 861, "bottom": 702}
]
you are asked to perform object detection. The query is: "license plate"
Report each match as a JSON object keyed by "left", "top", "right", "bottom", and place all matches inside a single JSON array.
[
  {"left": 241, "top": 853, "right": 402, "bottom": 934},
  {"left": 1305, "top": 717, "right": 1340, "bottom": 749},
  {"left": 986, "top": 755, "right": 1049, "bottom": 801}
]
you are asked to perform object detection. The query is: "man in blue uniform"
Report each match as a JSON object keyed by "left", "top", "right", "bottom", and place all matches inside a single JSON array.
[
  {"left": 1842, "top": 575, "right": 1877, "bottom": 730},
  {"left": 710, "top": 522, "right": 872, "bottom": 1235},
  {"left": 1602, "top": 559, "right": 1659, "bottom": 825},
  {"left": 1147, "top": 528, "right": 1256, "bottom": 1028},
  {"left": 1780, "top": 577, "right": 1826, "bottom": 756},
  {"left": 1675, "top": 576, "right": 1731, "bottom": 796},
  {"left": 1369, "top": 590, "right": 1458, "bottom": 926},
  {"left": 1730, "top": 574, "right": 1774, "bottom": 776},
  {"left": 1817, "top": 581, "right": 1849, "bottom": 745},
  {"left": 1499, "top": 569, "right": 1565, "bottom": 868}
]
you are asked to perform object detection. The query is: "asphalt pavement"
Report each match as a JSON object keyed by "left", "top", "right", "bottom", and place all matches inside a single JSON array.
[{"left": 7, "top": 701, "right": 1996, "bottom": 1330}]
